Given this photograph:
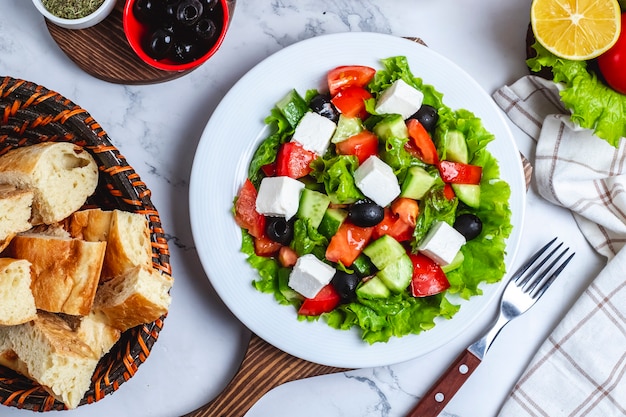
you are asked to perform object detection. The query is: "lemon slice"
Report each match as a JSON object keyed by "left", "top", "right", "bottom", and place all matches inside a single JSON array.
[{"left": 531, "top": 0, "right": 622, "bottom": 60}]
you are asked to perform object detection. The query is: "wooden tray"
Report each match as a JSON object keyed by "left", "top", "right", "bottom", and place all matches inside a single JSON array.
[{"left": 45, "top": 0, "right": 236, "bottom": 85}]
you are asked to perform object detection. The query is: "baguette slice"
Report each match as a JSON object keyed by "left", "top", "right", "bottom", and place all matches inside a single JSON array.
[
  {"left": 0, "top": 312, "right": 99, "bottom": 409},
  {"left": 5, "top": 234, "right": 106, "bottom": 316},
  {"left": 0, "top": 258, "right": 36, "bottom": 325},
  {"left": 0, "top": 183, "right": 33, "bottom": 244},
  {"left": 0, "top": 142, "right": 98, "bottom": 225},
  {"left": 94, "top": 266, "right": 173, "bottom": 332},
  {"left": 75, "top": 311, "right": 121, "bottom": 358}
]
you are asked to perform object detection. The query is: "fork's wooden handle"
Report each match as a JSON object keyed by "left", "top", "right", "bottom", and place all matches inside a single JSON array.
[{"left": 406, "top": 349, "right": 482, "bottom": 417}]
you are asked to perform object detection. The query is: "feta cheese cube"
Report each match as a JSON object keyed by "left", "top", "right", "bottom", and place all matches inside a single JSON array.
[
  {"left": 288, "top": 254, "right": 336, "bottom": 299},
  {"left": 291, "top": 111, "right": 337, "bottom": 155},
  {"left": 353, "top": 156, "right": 401, "bottom": 207},
  {"left": 374, "top": 79, "right": 424, "bottom": 120},
  {"left": 418, "top": 221, "right": 466, "bottom": 266},
  {"left": 255, "top": 176, "right": 304, "bottom": 220}
]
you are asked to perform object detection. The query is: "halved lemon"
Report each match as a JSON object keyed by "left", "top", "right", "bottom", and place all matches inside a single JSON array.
[{"left": 531, "top": 0, "right": 622, "bottom": 60}]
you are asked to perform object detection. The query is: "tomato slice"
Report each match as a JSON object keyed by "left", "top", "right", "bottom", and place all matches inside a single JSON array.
[
  {"left": 275, "top": 141, "right": 317, "bottom": 179},
  {"left": 406, "top": 119, "right": 438, "bottom": 165},
  {"left": 260, "top": 162, "right": 276, "bottom": 177},
  {"left": 254, "top": 235, "right": 282, "bottom": 257},
  {"left": 443, "top": 183, "right": 456, "bottom": 200},
  {"left": 391, "top": 197, "right": 419, "bottom": 227},
  {"left": 438, "top": 160, "right": 482, "bottom": 184},
  {"left": 298, "top": 284, "right": 341, "bottom": 316},
  {"left": 325, "top": 222, "right": 373, "bottom": 266},
  {"left": 372, "top": 208, "right": 414, "bottom": 242},
  {"left": 328, "top": 65, "right": 376, "bottom": 96},
  {"left": 330, "top": 86, "right": 372, "bottom": 120},
  {"left": 335, "top": 130, "right": 379, "bottom": 164},
  {"left": 234, "top": 179, "right": 266, "bottom": 239},
  {"left": 408, "top": 253, "right": 450, "bottom": 297}
]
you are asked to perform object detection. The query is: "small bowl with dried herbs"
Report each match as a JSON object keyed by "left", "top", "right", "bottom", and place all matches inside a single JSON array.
[{"left": 32, "top": 0, "right": 117, "bottom": 30}]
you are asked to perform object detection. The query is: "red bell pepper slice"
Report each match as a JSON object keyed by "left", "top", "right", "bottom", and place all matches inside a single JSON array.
[
  {"left": 330, "top": 86, "right": 372, "bottom": 120},
  {"left": 275, "top": 141, "right": 317, "bottom": 179},
  {"left": 325, "top": 222, "right": 373, "bottom": 266},
  {"left": 234, "top": 179, "right": 266, "bottom": 239},
  {"left": 438, "top": 160, "right": 482, "bottom": 184},
  {"left": 327, "top": 65, "right": 376, "bottom": 96},
  {"left": 298, "top": 284, "right": 342, "bottom": 316},
  {"left": 408, "top": 253, "right": 450, "bottom": 297},
  {"left": 406, "top": 119, "right": 439, "bottom": 165},
  {"left": 335, "top": 130, "right": 379, "bottom": 164}
]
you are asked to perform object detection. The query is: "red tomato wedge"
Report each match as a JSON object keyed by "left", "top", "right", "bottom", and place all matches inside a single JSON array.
[
  {"left": 298, "top": 284, "right": 341, "bottom": 316},
  {"left": 335, "top": 130, "right": 379, "bottom": 164},
  {"left": 328, "top": 65, "right": 376, "bottom": 96},
  {"left": 325, "top": 222, "right": 373, "bottom": 266},
  {"left": 254, "top": 235, "right": 282, "bottom": 257},
  {"left": 443, "top": 183, "right": 456, "bottom": 200},
  {"left": 406, "top": 119, "right": 438, "bottom": 165},
  {"left": 408, "top": 253, "right": 450, "bottom": 297},
  {"left": 330, "top": 86, "right": 372, "bottom": 120},
  {"left": 372, "top": 208, "right": 414, "bottom": 242},
  {"left": 391, "top": 197, "right": 419, "bottom": 227},
  {"left": 275, "top": 141, "right": 317, "bottom": 179},
  {"left": 234, "top": 179, "right": 266, "bottom": 239},
  {"left": 438, "top": 160, "right": 482, "bottom": 184}
]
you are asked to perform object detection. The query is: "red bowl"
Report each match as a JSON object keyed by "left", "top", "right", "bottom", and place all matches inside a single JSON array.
[{"left": 123, "top": 0, "right": 230, "bottom": 72}]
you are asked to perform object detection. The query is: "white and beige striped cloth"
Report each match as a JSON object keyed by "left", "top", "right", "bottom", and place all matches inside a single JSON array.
[{"left": 492, "top": 75, "right": 626, "bottom": 417}]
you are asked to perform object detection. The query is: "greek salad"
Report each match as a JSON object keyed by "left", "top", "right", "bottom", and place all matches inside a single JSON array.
[{"left": 233, "top": 56, "right": 512, "bottom": 344}]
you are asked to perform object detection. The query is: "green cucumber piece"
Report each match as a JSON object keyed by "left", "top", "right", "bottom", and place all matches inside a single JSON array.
[
  {"left": 356, "top": 276, "right": 391, "bottom": 299},
  {"left": 400, "top": 166, "right": 436, "bottom": 200},
  {"left": 318, "top": 207, "right": 348, "bottom": 239},
  {"left": 451, "top": 183, "right": 481, "bottom": 208},
  {"left": 276, "top": 89, "right": 309, "bottom": 128},
  {"left": 441, "top": 251, "right": 465, "bottom": 273},
  {"left": 363, "top": 235, "right": 406, "bottom": 270},
  {"left": 376, "top": 253, "right": 413, "bottom": 293},
  {"left": 331, "top": 115, "right": 364, "bottom": 143},
  {"left": 445, "top": 130, "right": 469, "bottom": 163},
  {"left": 373, "top": 114, "right": 408, "bottom": 141},
  {"left": 352, "top": 254, "right": 375, "bottom": 278},
  {"left": 297, "top": 188, "right": 331, "bottom": 228}
]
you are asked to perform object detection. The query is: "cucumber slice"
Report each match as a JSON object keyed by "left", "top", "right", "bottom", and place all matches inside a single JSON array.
[
  {"left": 363, "top": 234, "right": 405, "bottom": 269},
  {"left": 352, "top": 253, "right": 375, "bottom": 278},
  {"left": 318, "top": 207, "right": 348, "bottom": 239},
  {"left": 400, "top": 166, "right": 436, "bottom": 200},
  {"left": 276, "top": 89, "right": 309, "bottom": 128},
  {"left": 297, "top": 188, "right": 331, "bottom": 228},
  {"left": 373, "top": 114, "right": 408, "bottom": 141},
  {"left": 376, "top": 253, "right": 412, "bottom": 293},
  {"left": 356, "top": 276, "right": 391, "bottom": 299},
  {"left": 451, "top": 183, "right": 480, "bottom": 208},
  {"left": 331, "top": 115, "right": 364, "bottom": 143},
  {"left": 445, "top": 130, "right": 469, "bottom": 164}
]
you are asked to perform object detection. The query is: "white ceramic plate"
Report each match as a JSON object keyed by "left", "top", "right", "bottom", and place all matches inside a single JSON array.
[{"left": 189, "top": 32, "right": 526, "bottom": 368}]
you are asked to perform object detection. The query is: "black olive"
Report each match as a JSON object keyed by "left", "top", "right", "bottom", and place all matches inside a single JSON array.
[
  {"left": 133, "top": 0, "right": 162, "bottom": 24},
  {"left": 265, "top": 217, "right": 294, "bottom": 245},
  {"left": 309, "top": 94, "right": 339, "bottom": 123},
  {"left": 331, "top": 270, "right": 360, "bottom": 302},
  {"left": 164, "top": 0, "right": 182, "bottom": 20},
  {"left": 453, "top": 213, "right": 483, "bottom": 241},
  {"left": 410, "top": 105, "right": 439, "bottom": 133},
  {"left": 200, "top": 0, "right": 219, "bottom": 11},
  {"left": 348, "top": 200, "right": 384, "bottom": 227},
  {"left": 194, "top": 18, "right": 217, "bottom": 41},
  {"left": 171, "top": 40, "right": 203, "bottom": 62},
  {"left": 144, "top": 29, "right": 174, "bottom": 60},
  {"left": 176, "top": 0, "right": 204, "bottom": 26}
]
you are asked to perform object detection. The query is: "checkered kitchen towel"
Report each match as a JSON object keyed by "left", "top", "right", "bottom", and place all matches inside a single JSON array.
[{"left": 492, "top": 75, "right": 626, "bottom": 416}]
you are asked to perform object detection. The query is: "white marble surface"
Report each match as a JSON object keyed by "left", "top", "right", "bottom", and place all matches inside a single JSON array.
[{"left": 0, "top": 1, "right": 605, "bottom": 416}]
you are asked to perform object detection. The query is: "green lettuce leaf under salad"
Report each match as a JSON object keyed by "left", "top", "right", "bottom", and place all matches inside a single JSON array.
[
  {"left": 240, "top": 56, "right": 513, "bottom": 344},
  {"left": 527, "top": 42, "right": 626, "bottom": 148}
]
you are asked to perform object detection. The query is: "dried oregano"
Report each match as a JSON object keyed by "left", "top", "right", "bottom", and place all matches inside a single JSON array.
[{"left": 41, "top": 0, "right": 105, "bottom": 19}]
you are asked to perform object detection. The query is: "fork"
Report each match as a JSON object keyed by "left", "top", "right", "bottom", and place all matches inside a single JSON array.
[{"left": 406, "top": 237, "right": 575, "bottom": 417}]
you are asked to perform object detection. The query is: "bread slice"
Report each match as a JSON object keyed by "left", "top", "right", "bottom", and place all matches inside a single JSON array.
[
  {"left": 67, "top": 208, "right": 152, "bottom": 282},
  {"left": 94, "top": 266, "right": 173, "bottom": 332},
  {"left": 0, "top": 258, "right": 36, "bottom": 325},
  {"left": 0, "top": 183, "right": 33, "bottom": 244},
  {"left": 0, "top": 312, "right": 99, "bottom": 409},
  {"left": 0, "top": 142, "right": 98, "bottom": 225},
  {"left": 75, "top": 311, "right": 121, "bottom": 358},
  {"left": 5, "top": 234, "right": 106, "bottom": 316}
]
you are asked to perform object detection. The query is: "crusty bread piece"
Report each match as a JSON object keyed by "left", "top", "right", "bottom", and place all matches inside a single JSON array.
[
  {"left": 5, "top": 234, "right": 106, "bottom": 316},
  {"left": 0, "top": 258, "right": 36, "bottom": 325},
  {"left": 94, "top": 266, "right": 173, "bottom": 332},
  {"left": 0, "top": 183, "right": 33, "bottom": 244},
  {"left": 0, "top": 312, "right": 99, "bottom": 409},
  {"left": 67, "top": 208, "right": 152, "bottom": 282},
  {"left": 0, "top": 142, "right": 98, "bottom": 225},
  {"left": 75, "top": 311, "right": 121, "bottom": 358}
]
